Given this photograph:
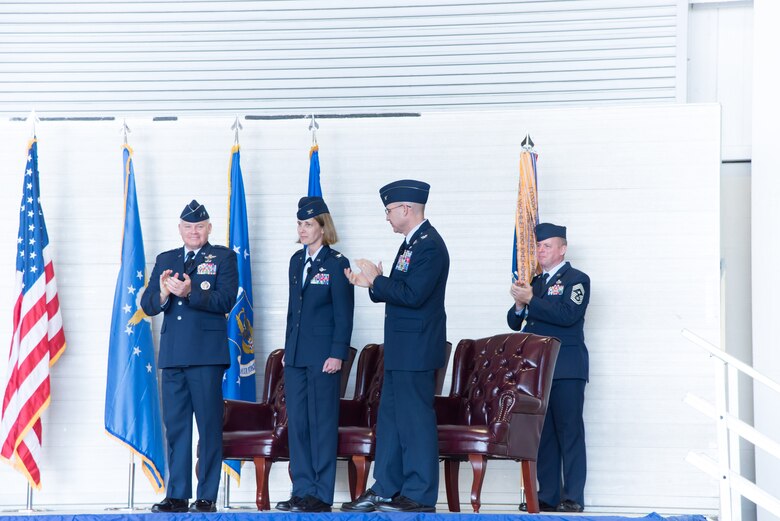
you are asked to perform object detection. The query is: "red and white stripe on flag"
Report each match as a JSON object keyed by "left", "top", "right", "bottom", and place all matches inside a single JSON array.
[{"left": 0, "top": 139, "right": 66, "bottom": 489}]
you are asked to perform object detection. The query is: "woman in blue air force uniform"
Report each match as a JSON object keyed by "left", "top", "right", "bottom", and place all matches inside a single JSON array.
[{"left": 276, "top": 196, "right": 354, "bottom": 513}]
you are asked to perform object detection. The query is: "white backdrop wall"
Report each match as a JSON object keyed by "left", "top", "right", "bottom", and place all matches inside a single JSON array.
[{"left": 0, "top": 104, "right": 720, "bottom": 512}]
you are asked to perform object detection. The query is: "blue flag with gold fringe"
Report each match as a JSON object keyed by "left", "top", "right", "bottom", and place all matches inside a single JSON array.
[
  {"left": 308, "top": 145, "right": 322, "bottom": 197},
  {"left": 223, "top": 144, "right": 256, "bottom": 483},
  {"left": 104, "top": 144, "right": 166, "bottom": 492}
]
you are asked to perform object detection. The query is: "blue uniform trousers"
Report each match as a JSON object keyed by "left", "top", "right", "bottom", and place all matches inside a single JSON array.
[
  {"left": 537, "top": 378, "right": 587, "bottom": 506},
  {"left": 285, "top": 365, "right": 341, "bottom": 504},
  {"left": 371, "top": 369, "right": 438, "bottom": 507},
  {"left": 161, "top": 365, "right": 224, "bottom": 501}
]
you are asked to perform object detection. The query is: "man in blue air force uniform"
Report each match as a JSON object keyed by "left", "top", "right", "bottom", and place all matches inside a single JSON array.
[
  {"left": 141, "top": 200, "right": 238, "bottom": 514},
  {"left": 342, "top": 179, "right": 449, "bottom": 513},
  {"left": 508, "top": 223, "right": 590, "bottom": 513}
]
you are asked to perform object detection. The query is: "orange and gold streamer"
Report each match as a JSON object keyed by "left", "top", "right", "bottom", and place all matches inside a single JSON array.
[{"left": 514, "top": 150, "right": 539, "bottom": 284}]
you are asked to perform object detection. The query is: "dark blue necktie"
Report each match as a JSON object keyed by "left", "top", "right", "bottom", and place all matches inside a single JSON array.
[
  {"left": 302, "top": 257, "right": 312, "bottom": 287},
  {"left": 185, "top": 251, "right": 196, "bottom": 272}
]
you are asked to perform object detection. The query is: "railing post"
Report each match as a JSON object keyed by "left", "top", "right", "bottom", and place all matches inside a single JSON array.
[
  {"left": 727, "top": 364, "right": 743, "bottom": 521},
  {"left": 715, "top": 358, "right": 733, "bottom": 521}
]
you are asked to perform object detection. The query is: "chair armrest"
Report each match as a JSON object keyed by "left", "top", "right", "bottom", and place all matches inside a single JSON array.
[
  {"left": 489, "top": 393, "right": 544, "bottom": 445},
  {"left": 434, "top": 395, "right": 461, "bottom": 424},
  {"left": 505, "top": 410, "right": 546, "bottom": 460},
  {"left": 511, "top": 394, "right": 544, "bottom": 415},
  {"left": 223, "top": 399, "right": 276, "bottom": 431},
  {"left": 338, "top": 399, "right": 366, "bottom": 427}
]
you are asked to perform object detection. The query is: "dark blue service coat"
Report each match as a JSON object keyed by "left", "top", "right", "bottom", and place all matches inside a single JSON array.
[
  {"left": 141, "top": 241, "right": 238, "bottom": 502},
  {"left": 142, "top": 242, "right": 238, "bottom": 369},
  {"left": 284, "top": 245, "right": 354, "bottom": 366},
  {"left": 507, "top": 261, "right": 589, "bottom": 380},
  {"left": 371, "top": 220, "right": 449, "bottom": 371}
]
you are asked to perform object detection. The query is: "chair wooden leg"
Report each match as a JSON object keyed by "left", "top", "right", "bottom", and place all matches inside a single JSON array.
[
  {"left": 521, "top": 459, "right": 539, "bottom": 514},
  {"left": 351, "top": 456, "right": 371, "bottom": 499},
  {"left": 468, "top": 454, "right": 487, "bottom": 513},
  {"left": 444, "top": 459, "right": 461, "bottom": 512},
  {"left": 253, "top": 457, "right": 273, "bottom": 511},
  {"left": 347, "top": 458, "right": 357, "bottom": 500}
]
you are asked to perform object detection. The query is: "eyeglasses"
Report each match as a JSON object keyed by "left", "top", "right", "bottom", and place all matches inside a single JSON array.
[{"left": 384, "top": 204, "right": 409, "bottom": 215}]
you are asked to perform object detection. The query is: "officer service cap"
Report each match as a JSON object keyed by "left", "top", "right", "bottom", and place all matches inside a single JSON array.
[
  {"left": 180, "top": 199, "right": 209, "bottom": 222},
  {"left": 297, "top": 196, "right": 330, "bottom": 220},
  {"left": 379, "top": 179, "right": 430, "bottom": 205},
  {"left": 535, "top": 222, "right": 567, "bottom": 241}
]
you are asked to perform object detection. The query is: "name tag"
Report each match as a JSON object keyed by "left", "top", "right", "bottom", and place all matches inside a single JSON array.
[
  {"left": 312, "top": 273, "right": 330, "bottom": 285},
  {"left": 197, "top": 263, "right": 217, "bottom": 275},
  {"left": 548, "top": 283, "right": 564, "bottom": 296},
  {"left": 395, "top": 250, "right": 412, "bottom": 272}
]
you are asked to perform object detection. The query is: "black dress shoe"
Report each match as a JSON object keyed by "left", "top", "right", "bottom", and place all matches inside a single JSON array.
[
  {"left": 290, "top": 495, "right": 332, "bottom": 513},
  {"left": 341, "top": 488, "right": 393, "bottom": 512},
  {"left": 189, "top": 499, "right": 217, "bottom": 513},
  {"left": 151, "top": 498, "right": 189, "bottom": 513},
  {"left": 557, "top": 499, "right": 584, "bottom": 512},
  {"left": 276, "top": 496, "right": 303, "bottom": 511},
  {"left": 519, "top": 500, "right": 558, "bottom": 512},
  {"left": 376, "top": 495, "right": 436, "bottom": 513}
]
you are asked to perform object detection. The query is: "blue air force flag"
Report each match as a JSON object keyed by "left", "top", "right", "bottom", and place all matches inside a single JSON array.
[
  {"left": 308, "top": 145, "right": 322, "bottom": 197},
  {"left": 104, "top": 145, "right": 166, "bottom": 492},
  {"left": 223, "top": 144, "right": 257, "bottom": 483}
]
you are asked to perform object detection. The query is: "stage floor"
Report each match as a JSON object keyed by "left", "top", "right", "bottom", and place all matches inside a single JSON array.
[{"left": 0, "top": 510, "right": 711, "bottom": 521}]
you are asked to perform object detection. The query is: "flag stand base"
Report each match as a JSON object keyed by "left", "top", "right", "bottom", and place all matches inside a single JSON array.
[
  {"left": 2, "top": 484, "right": 50, "bottom": 513},
  {"left": 220, "top": 471, "right": 254, "bottom": 510}
]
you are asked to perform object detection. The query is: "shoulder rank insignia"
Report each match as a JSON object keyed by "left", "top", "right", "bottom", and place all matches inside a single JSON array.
[{"left": 570, "top": 283, "right": 585, "bottom": 305}]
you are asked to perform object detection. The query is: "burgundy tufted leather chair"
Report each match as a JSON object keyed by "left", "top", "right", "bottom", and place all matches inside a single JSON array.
[
  {"left": 435, "top": 333, "right": 560, "bottom": 513},
  {"left": 221, "top": 346, "right": 356, "bottom": 510},
  {"left": 337, "top": 341, "right": 452, "bottom": 500}
]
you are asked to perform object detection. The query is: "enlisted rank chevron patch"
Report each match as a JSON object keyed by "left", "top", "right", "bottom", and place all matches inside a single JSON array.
[{"left": 570, "top": 283, "right": 585, "bottom": 305}]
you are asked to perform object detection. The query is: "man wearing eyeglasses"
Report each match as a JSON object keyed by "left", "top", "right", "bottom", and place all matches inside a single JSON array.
[{"left": 343, "top": 179, "right": 449, "bottom": 513}]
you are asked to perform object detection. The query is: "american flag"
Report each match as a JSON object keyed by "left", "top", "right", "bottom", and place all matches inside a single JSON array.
[{"left": 0, "top": 139, "right": 66, "bottom": 488}]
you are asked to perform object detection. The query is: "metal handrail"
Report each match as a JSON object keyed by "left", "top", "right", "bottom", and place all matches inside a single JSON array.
[
  {"left": 682, "top": 328, "right": 780, "bottom": 521},
  {"left": 681, "top": 329, "right": 780, "bottom": 394}
]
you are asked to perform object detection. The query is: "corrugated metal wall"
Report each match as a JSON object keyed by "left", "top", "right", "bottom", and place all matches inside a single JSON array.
[{"left": 0, "top": 0, "right": 685, "bottom": 117}]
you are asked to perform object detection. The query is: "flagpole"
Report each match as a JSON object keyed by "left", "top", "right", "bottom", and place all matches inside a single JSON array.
[
  {"left": 26, "top": 484, "right": 33, "bottom": 511},
  {"left": 222, "top": 470, "right": 231, "bottom": 509},
  {"left": 105, "top": 452, "right": 138, "bottom": 512},
  {"left": 127, "top": 452, "right": 136, "bottom": 510},
  {"left": 220, "top": 118, "right": 255, "bottom": 511}
]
